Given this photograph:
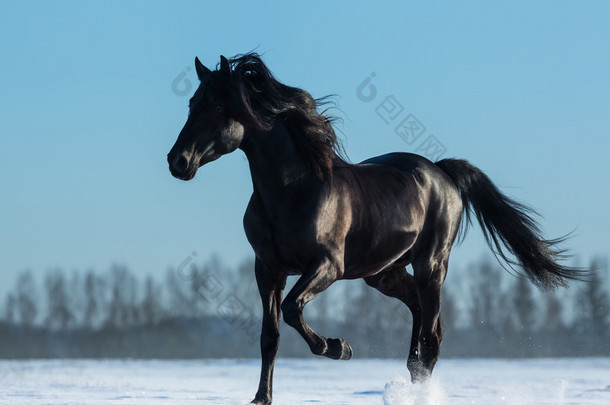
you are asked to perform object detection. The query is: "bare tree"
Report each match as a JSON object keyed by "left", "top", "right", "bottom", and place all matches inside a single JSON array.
[
  {"left": 512, "top": 276, "right": 536, "bottom": 332},
  {"left": 106, "top": 265, "right": 139, "bottom": 328},
  {"left": 543, "top": 290, "right": 565, "bottom": 331},
  {"left": 67, "top": 271, "right": 84, "bottom": 327},
  {"left": 45, "top": 269, "right": 74, "bottom": 330},
  {"left": 140, "top": 276, "right": 164, "bottom": 325},
  {"left": 470, "top": 259, "right": 505, "bottom": 330},
  {"left": 83, "top": 270, "right": 106, "bottom": 330},
  {"left": 343, "top": 280, "right": 392, "bottom": 355},
  {"left": 16, "top": 271, "right": 38, "bottom": 327},
  {"left": 575, "top": 258, "right": 609, "bottom": 337},
  {"left": 229, "top": 257, "right": 260, "bottom": 314},
  {"left": 4, "top": 294, "right": 16, "bottom": 323},
  {"left": 166, "top": 268, "right": 199, "bottom": 318}
]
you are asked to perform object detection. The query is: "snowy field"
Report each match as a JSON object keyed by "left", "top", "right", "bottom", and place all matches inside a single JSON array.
[{"left": 1, "top": 358, "right": 609, "bottom": 404}]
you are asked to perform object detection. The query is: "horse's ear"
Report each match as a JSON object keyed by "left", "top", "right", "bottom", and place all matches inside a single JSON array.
[
  {"left": 220, "top": 55, "right": 232, "bottom": 79},
  {"left": 195, "top": 57, "right": 211, "bottom": 81}
]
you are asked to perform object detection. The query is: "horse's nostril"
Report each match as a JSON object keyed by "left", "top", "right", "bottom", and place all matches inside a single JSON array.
[{"left": 173, "top": 155, "right": 189, "bottom": 172}]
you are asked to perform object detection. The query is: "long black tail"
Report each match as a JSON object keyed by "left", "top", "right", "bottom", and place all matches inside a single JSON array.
[{"left": 435, "top": 158, "right": 587, "bottom": 290}]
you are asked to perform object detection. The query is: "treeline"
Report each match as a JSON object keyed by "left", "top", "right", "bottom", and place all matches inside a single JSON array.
[{"left": 0, "top": 256, "right": 608, "bottom": 358}]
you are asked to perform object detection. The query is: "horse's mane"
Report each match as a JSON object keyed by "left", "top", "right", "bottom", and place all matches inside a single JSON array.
[{"left": 225, "top": 53, "right": 347, "bottom": 179}]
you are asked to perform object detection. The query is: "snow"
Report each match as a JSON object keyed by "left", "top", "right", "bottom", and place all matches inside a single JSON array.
[{"left": 1, "top": 358, "right": 609, "bottom": 404}]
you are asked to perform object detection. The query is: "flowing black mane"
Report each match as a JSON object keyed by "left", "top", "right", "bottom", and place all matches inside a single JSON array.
[{"left": 225, "top": 53, "right": 345, "bottom": 178}]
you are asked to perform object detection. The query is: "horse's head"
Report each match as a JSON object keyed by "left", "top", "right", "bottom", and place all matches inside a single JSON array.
[{"left": 168, "top": 56, "right": 245, "bottom": 180}]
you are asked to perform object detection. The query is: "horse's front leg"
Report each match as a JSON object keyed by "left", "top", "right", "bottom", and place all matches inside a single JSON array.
[
  {"left": 252, "top": 259, "right": 287, "bottom": 405},
  {"left": 281, "top": 256, "right": 352, "bottom": 360}
]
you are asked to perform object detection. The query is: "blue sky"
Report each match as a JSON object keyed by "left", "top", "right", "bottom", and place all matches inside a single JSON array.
[{"left": 1, "top": 1, "right": 609, "bottom": 295}]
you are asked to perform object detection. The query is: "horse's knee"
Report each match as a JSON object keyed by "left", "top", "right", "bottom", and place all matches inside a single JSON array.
[{"left": 281, "top": 300, "right": 300, "bottom": 327}]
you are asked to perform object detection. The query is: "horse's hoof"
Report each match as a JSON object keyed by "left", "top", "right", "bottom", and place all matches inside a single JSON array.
[
  {"left": 326, "top": 338, "right": 353, "bottom": 360},
  {"left": 407, "top": 360, "right": 430, "bottom": 383},
  {"left": 251, "top": 397, "right": 271, "bottom": 405}
]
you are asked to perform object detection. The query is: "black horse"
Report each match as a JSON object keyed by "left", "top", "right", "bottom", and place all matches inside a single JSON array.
[{"left": 167, "top": 53, "right": 584, "bottom": 404}]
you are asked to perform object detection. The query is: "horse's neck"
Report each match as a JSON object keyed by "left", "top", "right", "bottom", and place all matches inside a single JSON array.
[{"left": 240, "top": 121, "right": 316, "bottom": 198}]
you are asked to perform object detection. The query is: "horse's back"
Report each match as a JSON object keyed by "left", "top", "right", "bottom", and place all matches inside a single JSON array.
[
  {"left": 358, "top": 152, "right": 459, "bottom": 203},
  {"left": 361, "top": 152, "right": 434, "bottom": 171}
]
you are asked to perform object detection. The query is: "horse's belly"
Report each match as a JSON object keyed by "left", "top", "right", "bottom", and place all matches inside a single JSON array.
[{"left": 342, "top": 228, "right": 419, "bottom": 279}]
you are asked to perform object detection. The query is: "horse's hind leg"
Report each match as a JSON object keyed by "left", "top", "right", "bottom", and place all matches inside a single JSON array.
[
  {"left": 410, "top": 254, "right": 448, "bottom": 381},
  {"left": 281, "top": 256, "right": 352, "bottom": 360},
  {"left": 364, "top": 266, "right": 422, "bottom": 380}
]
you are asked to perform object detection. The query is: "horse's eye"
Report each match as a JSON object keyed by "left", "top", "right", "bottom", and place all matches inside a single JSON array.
[{"left": 215, "top": 105, "right": 224, "bottom": 114}]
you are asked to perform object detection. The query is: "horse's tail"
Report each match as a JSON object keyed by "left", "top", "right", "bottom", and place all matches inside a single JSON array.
[{"left": 435, "top": 158, "right": 587, "bottom": 290}]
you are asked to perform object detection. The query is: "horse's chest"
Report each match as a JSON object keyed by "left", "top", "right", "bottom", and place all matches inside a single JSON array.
[{"left": 243, "top": 201, "right": 313, "bottom": 273}]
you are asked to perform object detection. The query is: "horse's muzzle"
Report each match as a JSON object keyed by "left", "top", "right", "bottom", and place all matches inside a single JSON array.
[{"left": 168, "top": 152, "right": 196, "bottom": 181}]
